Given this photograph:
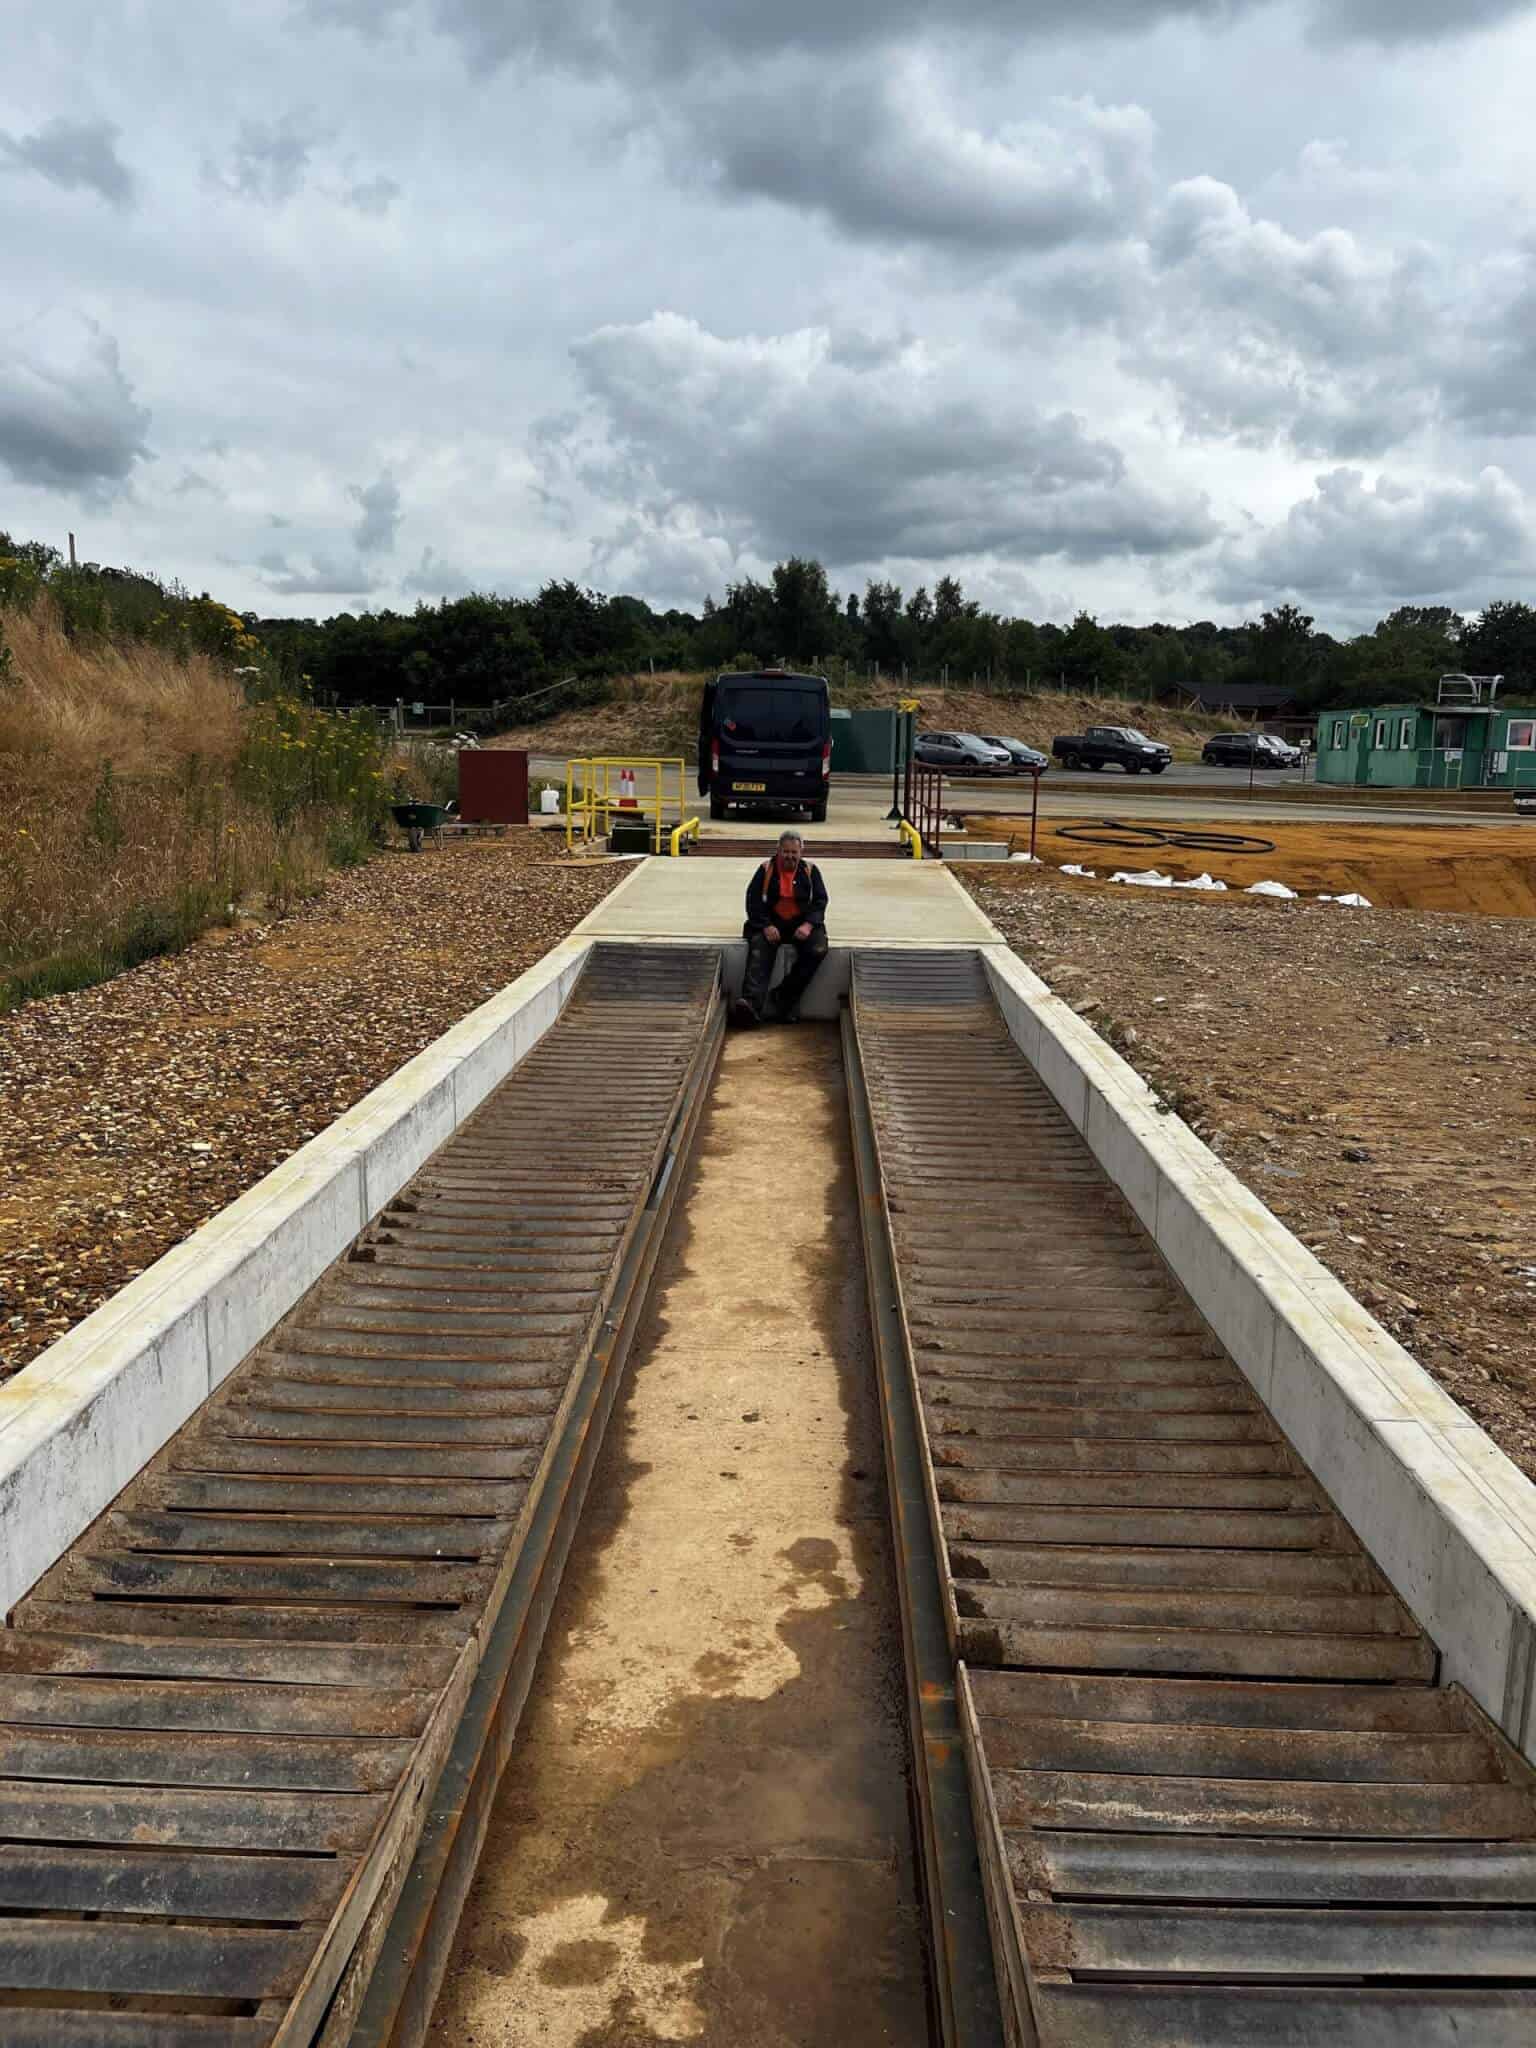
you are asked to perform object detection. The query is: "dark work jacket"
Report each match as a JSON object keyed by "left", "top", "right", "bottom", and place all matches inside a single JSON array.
[{"left": 744, "top": 857, "right": 828, "bottom": 934}]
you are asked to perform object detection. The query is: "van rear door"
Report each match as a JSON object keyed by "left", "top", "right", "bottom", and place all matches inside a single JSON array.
[{"left": 697, "top": 680, "right": 716, "bottom": 795}]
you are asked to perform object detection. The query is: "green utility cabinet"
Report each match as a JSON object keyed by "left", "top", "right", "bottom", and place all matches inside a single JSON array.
[{"left": 831, "top": 708, "right": 916, "bottom": 776}]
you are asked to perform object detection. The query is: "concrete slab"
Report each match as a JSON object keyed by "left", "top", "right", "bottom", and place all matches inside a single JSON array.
[{"left": 573, "top": 855, "right": 1001, "bottom": 947}]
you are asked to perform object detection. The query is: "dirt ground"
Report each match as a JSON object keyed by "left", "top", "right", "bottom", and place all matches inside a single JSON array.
[
  {"left": 958, "top": 813, "right": 1536, "bottom": 918},
  {"left": 0, "top": 832, "right": 620, "bottom": 1382},
  {"left": 962, "top": 864, "right": 1536, "bottom": 1484},
  {"left": 432, "top": 1026, "right": 928, "bottom": 2047}
]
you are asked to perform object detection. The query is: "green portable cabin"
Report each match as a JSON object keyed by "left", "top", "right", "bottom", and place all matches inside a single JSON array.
[{"left": 1314, "top": 680, "right": 1536, "bottom": 791}]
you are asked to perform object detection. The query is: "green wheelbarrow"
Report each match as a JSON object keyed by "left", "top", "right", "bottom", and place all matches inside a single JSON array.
[{"left": 391, "top": 800, "right": 450, "bottom": 852}]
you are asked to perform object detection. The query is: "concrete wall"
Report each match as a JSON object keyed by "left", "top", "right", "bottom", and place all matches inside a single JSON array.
[
  {"left": 982, "top": 946, "right": 1536, "bottom": 1761},
  {"left": 0, "top": 938, "right": 594, "bottom": 1616}
]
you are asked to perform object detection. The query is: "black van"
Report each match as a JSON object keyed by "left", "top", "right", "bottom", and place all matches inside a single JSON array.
[{"left": 698, "top": 669, "right": 832, "bottom": 821}]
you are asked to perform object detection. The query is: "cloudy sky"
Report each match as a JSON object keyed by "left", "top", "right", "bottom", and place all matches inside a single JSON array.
[{"left": 4, "top": 1, "right": 1536, "bottom": 632}]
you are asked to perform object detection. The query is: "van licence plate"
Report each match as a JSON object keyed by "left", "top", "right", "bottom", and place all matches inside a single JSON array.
[{"left": 734, "top": 782, "right": 766, "bottom": 792}]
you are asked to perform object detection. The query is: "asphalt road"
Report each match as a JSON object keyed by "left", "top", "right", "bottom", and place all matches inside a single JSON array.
[{"left": 529, "top": 754, "right": 1520, "bottom": 834}]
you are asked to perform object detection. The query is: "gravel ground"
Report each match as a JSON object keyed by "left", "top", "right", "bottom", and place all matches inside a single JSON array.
[
  {"left": 964, "top": 868, "right": 1536, "bottom": 1484},
  {"left": 0, "top": 833, "right": 622, "bottom": 1381}
]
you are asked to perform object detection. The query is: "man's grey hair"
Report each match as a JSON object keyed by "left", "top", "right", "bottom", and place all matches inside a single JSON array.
[{"left": 778, "top": 830, "right": 804, "bottom": 847}]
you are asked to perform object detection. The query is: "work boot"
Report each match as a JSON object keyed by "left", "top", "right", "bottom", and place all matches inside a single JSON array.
[{"left": 730, "top": 997, "right": 759, "bottom": 1029}]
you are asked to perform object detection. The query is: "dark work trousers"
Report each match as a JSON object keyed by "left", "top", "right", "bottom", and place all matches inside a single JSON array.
[{"left": 741, "top": 923, "right": 830, "bottom": 1019}]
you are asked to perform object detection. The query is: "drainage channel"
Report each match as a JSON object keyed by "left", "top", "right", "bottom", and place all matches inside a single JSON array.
[
  {"left": 847, "top": 948, "right": 1536, "bottom": 2048},
  {"left": 0, "top": 944, "right": 724, "bottom": 2048}
]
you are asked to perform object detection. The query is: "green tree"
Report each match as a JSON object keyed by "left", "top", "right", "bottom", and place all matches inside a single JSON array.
[
  {"left": 768, "top": 557, "right": 841, "bottom": 664},
  {"left": 1058, "top": 611, "right": 1128, "bottom": 692},
  {"left": 1463, "top": 601, "right": 1536, "bottom": 687}
]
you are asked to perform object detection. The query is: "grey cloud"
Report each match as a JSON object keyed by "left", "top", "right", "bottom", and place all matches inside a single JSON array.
[
  {"left": 402, "top": 546, "right": 476, "bottom": 597},
  {"left": 1210, "top": 467, "right": 1535, "bottom": 613},
  {"left": 0, "top": 326, "right": 150, "bottom": 492},
  {"left": 173, "top": 469, "right": 223, "bottom": 498},
  {"left": 258, "top": 549, "right": 384, "bottom": 596},
  {"left": 306, "top": 0, "right": 1535, "bottom": 74},
  {"left": 1439, "top": 250, "right": 1536, "bottom": 438},
  {"left": 345, "top": 174, "right": 401, "bottom": 214},
  {"left": 349, "top": 470, "right": 402, "bottom": 552},
  {"left": 1312, "top": 0, "right": 1533, "bottom": 39},
  {"left": 547, "top": 312, "right": 1217, "bottom": 570},
  {"left": 213, "top": 112, "right": 328, "bottom": 206},
  {"left": 681, "top": 74, "right": 1157, "bottom": 251},
  {"left": 0, "top": 116, "right": 137, "bottom": 209}
]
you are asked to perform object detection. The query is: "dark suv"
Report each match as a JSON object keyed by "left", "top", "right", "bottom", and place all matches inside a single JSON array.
[{"left": 1202, "top": 732, "right": 1301, "bottom": 770}]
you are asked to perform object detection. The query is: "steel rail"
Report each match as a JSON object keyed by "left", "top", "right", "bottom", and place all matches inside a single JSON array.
[{"left": 842, "top": 1005, "right": 1007, "bottom": 2048}]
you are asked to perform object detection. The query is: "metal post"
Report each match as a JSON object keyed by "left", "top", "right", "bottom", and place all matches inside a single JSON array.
[
  {"left": 1030, "top": 767, "right": 1040, "bottom": 864},
  {"left": 887, "top": 709, "right": 905, "bottom": 822}
]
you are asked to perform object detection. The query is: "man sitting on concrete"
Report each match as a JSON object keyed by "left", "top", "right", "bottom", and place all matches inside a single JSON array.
[{"left": 732, "top": 830, "right": 829, "bottom": 1027}]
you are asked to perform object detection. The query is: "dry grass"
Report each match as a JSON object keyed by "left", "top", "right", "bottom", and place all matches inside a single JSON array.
[
  {"left": 0, "top": 599, "right": 387, "bottom": 1006},
  {"left": 0, "top": 601, "right": 245, "bottom": 790},
  {"left": 487, "top": 671, "right": 1247, "bottom": 762}
]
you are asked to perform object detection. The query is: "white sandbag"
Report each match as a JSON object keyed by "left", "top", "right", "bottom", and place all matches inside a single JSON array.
[
  {"left": 1246, "top": 879, "right": 1299, "bottom": 899},
  {"left": 1111, "top": 868, "right": 1175, "bottom": 888}
]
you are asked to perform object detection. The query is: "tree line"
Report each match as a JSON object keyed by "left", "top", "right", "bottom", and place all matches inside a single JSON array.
[
  {"left": 6, "top": 531, "right": 1536, "bottom": 716},
  {"left": 259, "top": 563, "right": 1536, "bottom": 716}
]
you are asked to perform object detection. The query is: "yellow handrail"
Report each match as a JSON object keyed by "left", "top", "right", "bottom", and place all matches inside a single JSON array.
[
  {"left": 565, "top": 757, "right": 690, "bottom": 853},
  {"left": 669, "top": 816, "right": 700, "bottom": 858},
  {"left": 897, "top": 819, "right": 923, "bottom": 860}
]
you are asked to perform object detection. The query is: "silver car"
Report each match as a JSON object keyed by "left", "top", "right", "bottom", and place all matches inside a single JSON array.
[{"left": 915, "top": 731, "right": 1013, "bottom": 773}]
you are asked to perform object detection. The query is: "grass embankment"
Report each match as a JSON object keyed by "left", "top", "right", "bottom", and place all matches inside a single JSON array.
[
  {"left": 0, "top": 600, "right": 402, "bottom": 1011},
  {"left": 488, "top": 671, "right": 1246, "bottom": 762}
]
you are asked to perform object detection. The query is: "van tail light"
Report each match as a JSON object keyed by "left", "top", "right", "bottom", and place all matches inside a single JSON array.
[
  {"left": 711, "top": 741, "right": 720, "bottom": 775},
  {"left": 821, "top": 742, "right": 831, "bottom": 779}
]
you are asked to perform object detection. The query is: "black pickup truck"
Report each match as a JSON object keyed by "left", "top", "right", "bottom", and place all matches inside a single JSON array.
[{"left": 1052, "top": 724, "right": 1172, "bottom": 774}]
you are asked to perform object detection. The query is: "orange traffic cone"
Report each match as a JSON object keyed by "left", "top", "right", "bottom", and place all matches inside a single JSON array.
[{"left": 617, "top": 768, "right": 639, "bottom": 810}]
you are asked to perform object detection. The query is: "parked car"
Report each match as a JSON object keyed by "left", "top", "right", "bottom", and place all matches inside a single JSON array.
[
  {"left": 914, "top": 731, "right": 1013, "bottom": 774},
  {"left": 976, "top": 735, "right": 1049, "bottom": 773},
  {"left": 1051, "top": 725, "right": 1173, "bottom": 774},
  {"left": 1201, "top": 732, "right": 1302, "bottom": 770}
]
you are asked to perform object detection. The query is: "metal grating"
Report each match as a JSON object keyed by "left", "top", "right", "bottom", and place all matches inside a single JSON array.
[
  {"left": 0, "top": 943, "right": 721, "bottom": 2047},
  {"left": 853, "top": 948, "right": 1536, "bottom": 2047}
]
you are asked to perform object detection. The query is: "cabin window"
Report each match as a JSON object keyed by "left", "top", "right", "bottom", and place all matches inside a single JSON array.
[
  {"left": 1331, "top": 720, "right": 1346, "bottom": 748},
  {"left": 1399, "top": 717, "right": 1415, "bottom": 749},
  {"left": 1373, "top": 720, "right": 1388, "bottom": 749},
  {"left": 1508, "top": 719, "right": 1536, "bottom": 751}
]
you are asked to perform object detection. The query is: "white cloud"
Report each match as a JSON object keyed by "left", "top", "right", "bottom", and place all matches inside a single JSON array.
[{"left": 1211, "top": 466, "right": 1536, "bottom": 617}]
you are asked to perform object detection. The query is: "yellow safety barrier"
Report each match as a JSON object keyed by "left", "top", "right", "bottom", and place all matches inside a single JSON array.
[
  {"left": 897, "top": 819, "right": 923, "bottom": 860},
  {"left": 565, "top": 757, "right": 690, "bottom": 854},
  {"left": 669, "top": 816, "right": 701, "bottom": 858}
]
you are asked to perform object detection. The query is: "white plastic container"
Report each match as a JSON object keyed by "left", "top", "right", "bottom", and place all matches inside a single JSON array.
[{"left": 540, "top": 787, "right": 560, "bottom": 815}]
